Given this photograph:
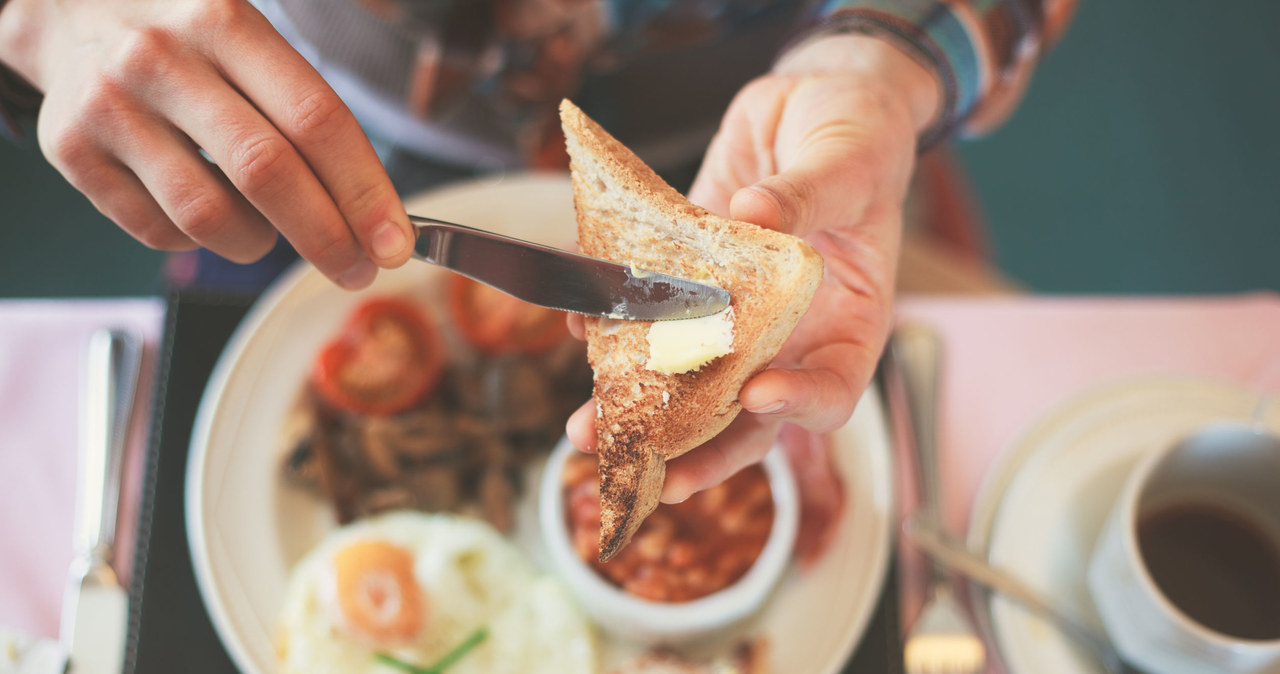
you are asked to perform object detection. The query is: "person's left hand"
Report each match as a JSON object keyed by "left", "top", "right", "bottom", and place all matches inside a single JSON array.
[{"left": 566, "top": 35, "right": 941, "bottom": 502}]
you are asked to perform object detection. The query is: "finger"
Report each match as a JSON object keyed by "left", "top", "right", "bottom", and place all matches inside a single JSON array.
[
  {"left": 726, "top": 76, "right": 919, "bottom": 239},
  {"left": 739, "top": 265, "right": 890, "bottom": 434},
  {"left": 104, "top": 110, "right": 280, "bottom": 263},
  {"left": 565, "top": 399, "right": 597, "bottom": 453},
  {"left": 566, "top": 313, "right": 586, "bottom": 340},
  {"left": 82, "top": 165, "right": 202, "bottom": 253},
  {"left": 47, "top": 137, "right": 199, "bottom": 252},
  {"left": 739, "top": 341, "right": 877, "bottom": 433},
  {"left": 686, "top": 128, "right": 740, "bottom": 217},
  {"left": 687, "top": 76, "right": 793, "bottom": 216},
  {"left": 728, "top": 140, "right": 873, "bottom": 239},
  {"left": 660, "top": 414, "right": 782, "bottom": 503},
  {"left": 206, "top": 8, "right": 413, "bottom": 268},
  {"left": 76, "top": 17, "right": 376, "bottom": 286},
  {"left": 156, "top": 72, "right": 374, "bottom": 285}
]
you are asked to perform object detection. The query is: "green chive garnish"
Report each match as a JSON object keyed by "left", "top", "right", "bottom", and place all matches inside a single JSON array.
[{"left": 374, "top": 626, "right": 489, "bottom": 674}]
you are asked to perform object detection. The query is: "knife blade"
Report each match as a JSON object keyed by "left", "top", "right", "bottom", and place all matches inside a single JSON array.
[
  {"left": 410, "top": 215, "right": 730, "bottom": 321},
  {"left": 60, "top": 329, "right": 142, "bottom": 674}
]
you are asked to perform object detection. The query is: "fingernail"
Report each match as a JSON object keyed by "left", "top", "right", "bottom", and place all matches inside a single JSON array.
[
  {"left": 749, "top": 400, "right": 787, "bottom": 414},
  {"left": 660, "top": 483, "right": 691, "bottom": 504},
  {"left": 370, "top": 221, "right": 407, "bottom": 260},
  {"left": 337, "top": 258, "right": 377, "bottom": 290}
]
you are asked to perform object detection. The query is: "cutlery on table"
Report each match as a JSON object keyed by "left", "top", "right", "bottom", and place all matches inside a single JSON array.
[
  {"left": 60, "top": 329, "right": 143, "bottom": 674},
  {"left": 904, "top": 516, "right": 1149, "bottom": 674},
  {"left": 409, "top": 215, "right": 731, "bottom": 321},
  {"left": 890, "top": 323, "right": 987, "bottom": 674}
]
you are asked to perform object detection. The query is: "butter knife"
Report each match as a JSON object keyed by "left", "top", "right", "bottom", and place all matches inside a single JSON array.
[
  {"left": 410, "top": 215, "right": 730, "bottom": 321},
  {"left": 60, "top": 329, "right": 142, "bottom": 674}
]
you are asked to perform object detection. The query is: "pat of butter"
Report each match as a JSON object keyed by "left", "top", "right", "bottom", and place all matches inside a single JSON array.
[{"left": 646, "top": 307, "right": 735, "bottom": 374}]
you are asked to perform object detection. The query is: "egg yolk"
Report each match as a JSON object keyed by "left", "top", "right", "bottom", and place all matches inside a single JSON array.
[{"left": 332, "top": 540, "right": 425, "bottom": 644}]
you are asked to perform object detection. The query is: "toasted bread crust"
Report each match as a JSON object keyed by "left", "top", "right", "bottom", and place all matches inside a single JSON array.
[{"left": 560, "top": 99, "right": 823, "bottom": 561}]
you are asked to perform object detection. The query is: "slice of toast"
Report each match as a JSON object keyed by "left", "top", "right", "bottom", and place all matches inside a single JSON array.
[{"left": 559, "top": 99, "right": 823, "bottom": 562}]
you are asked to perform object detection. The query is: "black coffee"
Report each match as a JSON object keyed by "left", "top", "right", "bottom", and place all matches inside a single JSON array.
[{"left": 1138, "top": 500, "right": 1280, "bottom": 641}]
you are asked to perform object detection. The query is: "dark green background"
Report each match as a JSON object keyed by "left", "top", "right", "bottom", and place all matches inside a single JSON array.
[{"left": 3, "top": 1, "right": 1277, "bottom": 298}]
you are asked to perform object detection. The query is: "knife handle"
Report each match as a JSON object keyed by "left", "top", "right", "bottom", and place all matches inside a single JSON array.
[{"left": 75, "top": 328, "right": 143, "bottom": 565}]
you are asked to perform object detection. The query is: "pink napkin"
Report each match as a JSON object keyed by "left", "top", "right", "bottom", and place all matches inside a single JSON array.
[
  {"left": 0, "top": 299, "right": 163, "bottom": 640},
  {"left": 892, "top": 292, "right": 1280, "bottom": 632}
]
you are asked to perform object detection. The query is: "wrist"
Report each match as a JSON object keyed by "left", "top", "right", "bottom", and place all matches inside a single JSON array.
[{"left": 774, "top": 34, "right": 942, "bottom": 139}]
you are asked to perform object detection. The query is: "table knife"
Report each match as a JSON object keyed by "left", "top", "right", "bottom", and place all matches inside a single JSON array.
[
  {"left": 60, "top": 329, "right": 143, "bottom": 674},
  {"left": 410, "top": 215, "right": 730, "bottom": 321}
]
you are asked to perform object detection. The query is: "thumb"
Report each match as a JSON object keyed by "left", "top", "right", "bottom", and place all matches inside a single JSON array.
[{"left": 728, "top": 142, "right": 872, "bottom": 238}]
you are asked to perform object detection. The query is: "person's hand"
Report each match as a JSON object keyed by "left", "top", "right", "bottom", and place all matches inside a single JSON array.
[
  {"left": 0, "top": 0, "right": 413, "bottom": 289},
  {"left": 566, "top": 34, "right": 940, "bottom": 502}
]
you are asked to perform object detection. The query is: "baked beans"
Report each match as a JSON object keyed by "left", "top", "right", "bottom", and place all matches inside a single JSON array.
[{"left": 562, "top": 452, "right": 775, "bottom": 602}]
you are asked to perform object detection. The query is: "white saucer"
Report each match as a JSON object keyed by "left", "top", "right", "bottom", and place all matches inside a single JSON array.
[{"left": 965, "top": 377, "right": 1280, "bottom": 674}]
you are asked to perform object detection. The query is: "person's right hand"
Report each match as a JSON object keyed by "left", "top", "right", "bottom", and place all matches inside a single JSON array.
[{"left": 0, "top": 0, "right": 414, "bottom": 289}]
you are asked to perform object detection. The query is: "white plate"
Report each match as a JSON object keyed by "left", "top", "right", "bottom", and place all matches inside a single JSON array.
[
  {"left": 966, "top": 377, "right": 1280, "bottom": 674},
  {"left": 185, "top": 172, "right": 894, "bottom": 673}
]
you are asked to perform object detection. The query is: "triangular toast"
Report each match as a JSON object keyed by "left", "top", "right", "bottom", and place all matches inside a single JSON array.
[{"left": 559, "top": 99, "right": 823, "bottom": 562}]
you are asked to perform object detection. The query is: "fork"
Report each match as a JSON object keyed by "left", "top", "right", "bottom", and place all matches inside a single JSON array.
[
  {"left": 904, "top": 516, "right": 1149, "bottom": 674},
  {"left": 891, "top": 323, "right": 987, "bottom": 674}
]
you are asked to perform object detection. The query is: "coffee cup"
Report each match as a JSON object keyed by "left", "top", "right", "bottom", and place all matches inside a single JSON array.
[{"left": 1088, "top": 422, "right": 1280, "bottom": 673}]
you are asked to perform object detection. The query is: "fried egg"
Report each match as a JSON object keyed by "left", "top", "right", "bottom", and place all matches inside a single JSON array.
[{"left": 277, "top": 511, "right": 597, "bottom": 673}]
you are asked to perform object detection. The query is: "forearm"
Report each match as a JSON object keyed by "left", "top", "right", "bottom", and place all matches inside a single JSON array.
[{"left": 786, "top": 0, "right": 1078, "bottom": 147}]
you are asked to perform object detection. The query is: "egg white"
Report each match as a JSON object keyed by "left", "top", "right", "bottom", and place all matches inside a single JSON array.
[{"left": 277, "top": 511, "right": 597, "bottom": 673}]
